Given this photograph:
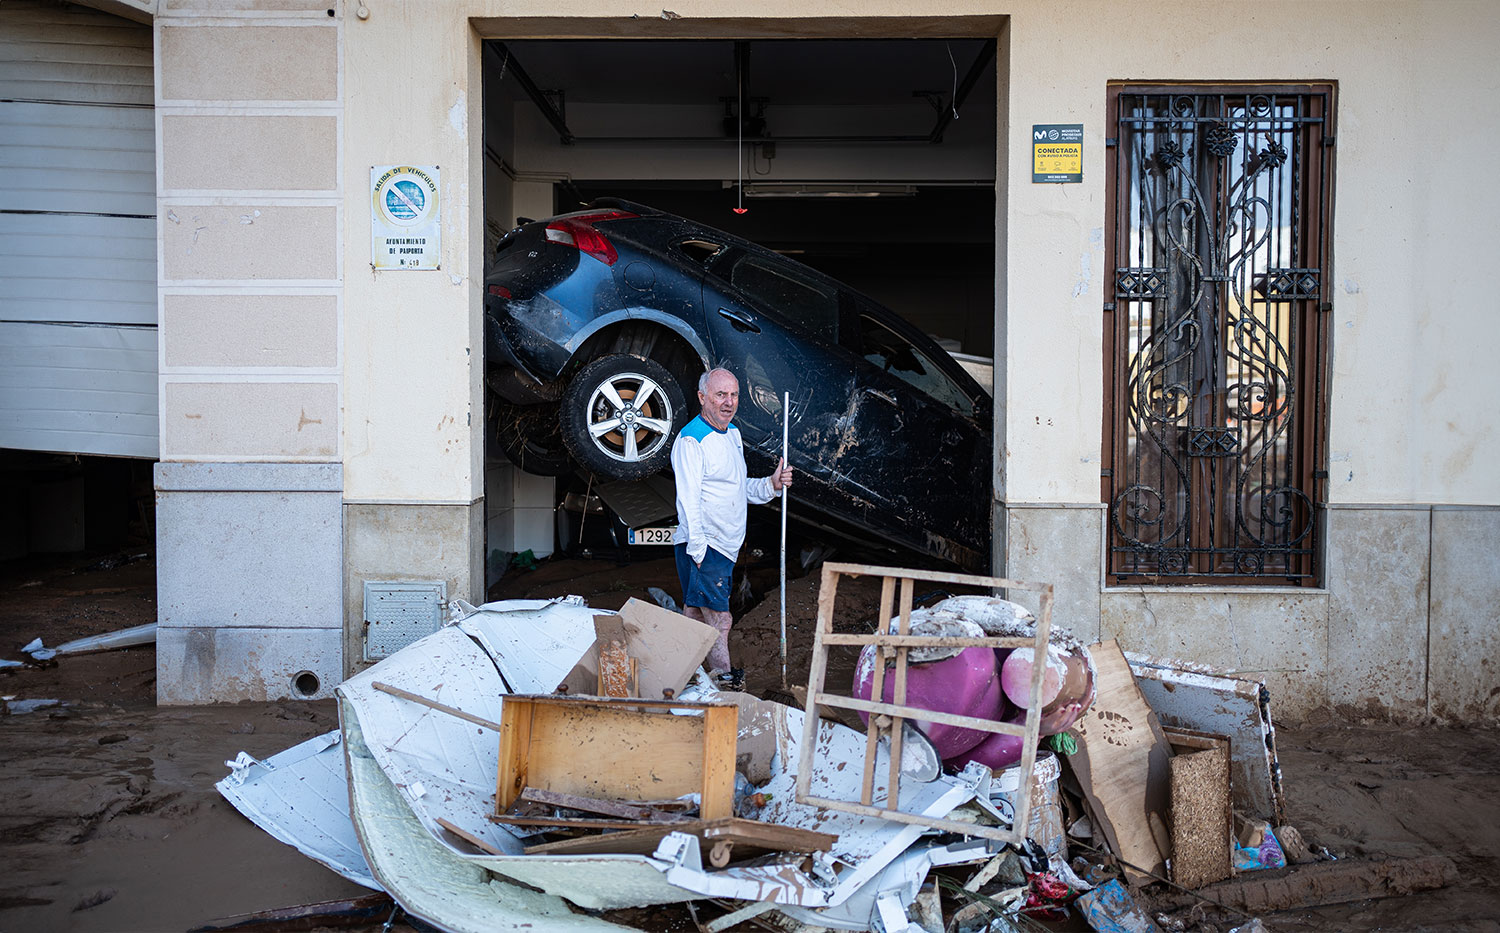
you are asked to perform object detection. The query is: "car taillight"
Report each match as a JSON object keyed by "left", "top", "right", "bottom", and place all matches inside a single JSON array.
[{"left": 543, "top": 210, "right": 636, "bottom": 266}]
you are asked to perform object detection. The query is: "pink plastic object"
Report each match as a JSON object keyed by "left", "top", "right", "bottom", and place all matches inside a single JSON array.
[
  {"left": 947, "top": 702, "right": 1028, "bottom": 771},
  {"left": 855, "top": 644, "right": 1003, "bottom": 759},
  {"left": 1000, "top": 645, "right": 1066, "bottom": 709},
  {"left": 1034, "top": 652, "right": 1095, "bottom": 735}
]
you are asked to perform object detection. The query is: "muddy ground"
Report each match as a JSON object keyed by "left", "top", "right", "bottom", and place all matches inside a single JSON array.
[{"left": 2, "top": 550, "right": 1498, "bottom": 932}]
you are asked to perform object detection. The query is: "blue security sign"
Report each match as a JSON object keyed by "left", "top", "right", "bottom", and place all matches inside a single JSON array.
[
  {"left": 371, "top": 165, "right": 440, "bottom": 269},
  {"left": 1032, "top": 124, "right": 1083, "bottom": 183}
]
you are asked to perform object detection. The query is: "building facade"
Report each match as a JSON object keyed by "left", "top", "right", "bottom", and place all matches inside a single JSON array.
[{"left": 6, "top": 0, "right": 1495, "bottom": 721}]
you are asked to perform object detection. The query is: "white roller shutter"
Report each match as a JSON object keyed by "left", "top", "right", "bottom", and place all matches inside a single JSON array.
[{"left": 0, "top": 0, "right": 157, "bottom": 458}]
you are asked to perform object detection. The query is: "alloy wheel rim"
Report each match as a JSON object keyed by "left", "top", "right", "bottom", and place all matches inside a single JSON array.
[{"left": 584, "top": 373, "right": 674, "bottom": 462}]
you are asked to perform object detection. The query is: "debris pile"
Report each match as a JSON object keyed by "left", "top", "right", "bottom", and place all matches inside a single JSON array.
[{"left": 215, "top": 565, "right": 1444, "bottom": 933}]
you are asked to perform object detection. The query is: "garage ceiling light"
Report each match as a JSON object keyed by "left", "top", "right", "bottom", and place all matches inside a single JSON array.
[{"left": 741, "top": 183, "right": 919, "bottom": 199}]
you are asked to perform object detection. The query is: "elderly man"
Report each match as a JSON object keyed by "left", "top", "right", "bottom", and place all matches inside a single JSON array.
[{"left": 672, "top": 367, "right": 792, "bottom": 689}]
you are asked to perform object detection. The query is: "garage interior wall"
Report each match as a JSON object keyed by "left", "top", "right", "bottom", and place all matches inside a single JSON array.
[{"left": 132, "top": 0, "right": 1500, "bottom": 720}]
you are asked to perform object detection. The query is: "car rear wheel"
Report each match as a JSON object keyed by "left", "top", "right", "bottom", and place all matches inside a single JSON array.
[
  {"left": 487, "top": 394, "right": 575, "bottom": 476},
  {"left": 559, "top": 354, "right": 686, "bottom": 480}
]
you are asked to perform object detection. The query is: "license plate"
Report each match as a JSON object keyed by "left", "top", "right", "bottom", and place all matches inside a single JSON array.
[{"left": 628, "top": 526, "right": 675, "bottom": 545}]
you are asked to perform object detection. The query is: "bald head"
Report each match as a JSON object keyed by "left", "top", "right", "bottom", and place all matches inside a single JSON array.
[{"left": 698, "top": 368, "right": 739, "bottom": 430}]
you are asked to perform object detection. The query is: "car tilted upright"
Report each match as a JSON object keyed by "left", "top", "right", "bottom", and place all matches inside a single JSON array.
[{"left": 484, "top": 199, "right": 993, "bottom": 572}]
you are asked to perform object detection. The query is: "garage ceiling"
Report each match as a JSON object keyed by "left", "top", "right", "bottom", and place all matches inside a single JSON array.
[{"left": 488, "top": 38, "right": 995, "bottom": 147}]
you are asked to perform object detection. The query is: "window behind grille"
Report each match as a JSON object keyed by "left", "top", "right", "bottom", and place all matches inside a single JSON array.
[{"left": 1102, "top": 85, "right": 1334, "bottom": 584}]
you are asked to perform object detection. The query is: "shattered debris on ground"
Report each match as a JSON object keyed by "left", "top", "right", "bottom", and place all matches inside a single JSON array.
[{"left": 208, "top": 562, "right": 1453, "bottom": 933}]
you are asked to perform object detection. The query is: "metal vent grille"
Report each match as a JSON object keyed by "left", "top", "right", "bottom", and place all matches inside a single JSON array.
[{"left": 363, "top": 581, "right": 446, "bottom": 661}]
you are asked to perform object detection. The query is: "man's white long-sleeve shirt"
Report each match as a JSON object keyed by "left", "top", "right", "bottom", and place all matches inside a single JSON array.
[{"left": 671, "top": 415, "right": 778, "bottom": 564}]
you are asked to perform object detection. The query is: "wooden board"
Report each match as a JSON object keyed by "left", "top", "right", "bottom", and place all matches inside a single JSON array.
[
  {"left": 521, "top": 817, "right": 836, "bottom": 859},
  {"left": 1066, "top": 639, "right": 1174, "bottom": 884},
  {"left": 1167, "top": 730, "right": 1233, "bottom": 890},
  {"left": 495, "top": 695, "right": 738, "bottom": 821}
]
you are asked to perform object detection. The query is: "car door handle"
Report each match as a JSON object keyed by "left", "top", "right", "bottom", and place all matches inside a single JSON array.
[
  {"left": 862, "top": 387, "right": 898, "bottom": 407},
  {"left": 717, "top": 307, "right": 760, "bottom": 334}
]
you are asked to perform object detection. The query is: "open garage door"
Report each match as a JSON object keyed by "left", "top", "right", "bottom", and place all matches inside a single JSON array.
[
  {"left": 0, "top": 1, "right": 158, "bottom": 460},
  {"left": 1, "top": 2, "right": 158, "bottom": 560},
  {"left": 480, "top": 34, "right": 997, "bottom": 575}
]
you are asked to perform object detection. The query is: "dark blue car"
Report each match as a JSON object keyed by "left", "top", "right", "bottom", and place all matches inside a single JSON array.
[{"left": 484, "top": 200, "right": 992, "bottom": 571}]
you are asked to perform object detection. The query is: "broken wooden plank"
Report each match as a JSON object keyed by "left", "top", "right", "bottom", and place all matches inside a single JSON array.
[
  {"left": 861, "top": 576, "right": 897, "bottom": 806},
  {"left": 435, "top": 817, "right": 507, "bottom": 856},
  {"left": 489, "top": 814, "right": 685, "bottom": 831},
  {"left": 521, "top": 817, "right": 836, "bottom": 860},
  {"left": 370, "top": 681, "right": 503, "bottom": 732},
  {"left": 1065, "top": 640, "right": 1173, "bottom": 884},
  {"left": 517, "top": 786, "right": 685, "bottom": 823}
]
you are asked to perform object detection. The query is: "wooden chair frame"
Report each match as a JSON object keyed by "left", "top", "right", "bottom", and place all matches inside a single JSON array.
[{"left": 793, "top": 562, "right": 1055, "bottom": 844}]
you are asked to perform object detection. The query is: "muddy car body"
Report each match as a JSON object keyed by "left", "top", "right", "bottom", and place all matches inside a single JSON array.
[{"left": 484, "top": 200, "right": 993, "bottom": 572}]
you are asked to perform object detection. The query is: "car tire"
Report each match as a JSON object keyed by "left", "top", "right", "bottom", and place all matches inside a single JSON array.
[
  {"left": 488, "top": 396, "right": 575, "bottom": 476},
  {"left": 559, "top": 354, "right": 687, "bottom": 480}
]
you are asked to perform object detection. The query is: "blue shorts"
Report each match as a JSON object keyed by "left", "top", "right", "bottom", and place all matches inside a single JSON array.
[{"left": 675, "top": 543, "right": 734, "bottom": 613}]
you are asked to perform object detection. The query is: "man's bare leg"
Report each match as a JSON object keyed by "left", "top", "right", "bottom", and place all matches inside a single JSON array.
[{"left": 684, "top": 606, "right": 734, "bottom": 672}]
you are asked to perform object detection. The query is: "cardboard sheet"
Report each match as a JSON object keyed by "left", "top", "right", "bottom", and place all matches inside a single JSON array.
[
  {"left": 1065, "top": 639, "right": 1173, "bottom": 884},
  {"left": 564, "top": 598, "right": 716, "bottom": 700}
]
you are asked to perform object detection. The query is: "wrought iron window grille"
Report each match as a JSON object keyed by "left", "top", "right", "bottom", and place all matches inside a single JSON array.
[{"left": 1103, "top": 87, "right": 1334, "bottom": 585}]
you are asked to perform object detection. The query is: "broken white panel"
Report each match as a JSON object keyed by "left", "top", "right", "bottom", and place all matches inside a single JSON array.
[
  {"left": 756, "top": 704, "right": 987, "bottom": 903},
  {"left": 779, "top": 841, "right": 993, "bottom": 931},
  {"left": 215, "top": 731, "right": 377, "bottom": 890},
  {"left": 340, "top": 698, "right": 633, "bottom": 933},
  {"left": 653, "top": 834, "right": 838, "bottom": 905},
  {"left": 1125, "top": 651, "right": 1284, "bottom": 822},
  {"left": 480, "top": 852, "right": 700, "bottom": 911},
  {"left": 25, "top": 622, "right": 157, "bottom": 660},
  {"left": 337, "top": 625, "right": 523, "bottom": 856},
  {"left": 653, "top": 706, "right": 986, "bottom": 910},
  {"left": 455, "top": 596, "right": 601, "bottom": 694}
]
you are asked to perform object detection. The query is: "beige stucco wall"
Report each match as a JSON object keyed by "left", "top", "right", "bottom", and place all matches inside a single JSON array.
[
  {"left": 1000, "top": 0, "right": 1500, "bottom": 508},
  {"left": 141, "top": 0, "right": 1500, "bottom": 712},
  {"left": 342, "top": 7, "right": 484, "bottom": 504}
]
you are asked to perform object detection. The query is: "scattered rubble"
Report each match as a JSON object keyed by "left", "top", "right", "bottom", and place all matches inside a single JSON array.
[{"left": 215, "top": 566, "right": 1462, "bottom": 933}]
